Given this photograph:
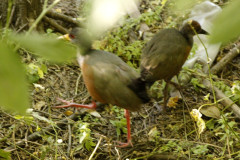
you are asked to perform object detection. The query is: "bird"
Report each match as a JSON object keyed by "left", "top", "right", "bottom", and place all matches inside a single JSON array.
[
  {"left": 54, "top": 28, "right": 150, "bottom": 147},
  {"left": 140, "top": 20, "right": 208, "bottom": 108}
]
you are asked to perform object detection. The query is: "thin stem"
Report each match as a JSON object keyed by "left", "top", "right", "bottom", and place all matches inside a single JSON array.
[
  {"left": 88, "top": 136, "right": 103, "bottom": 160},
  {"left": 27, "top": 0, "right": 60, "bottom": 35},
  {"left": 190, "top": 24, "right": 240, "bottom": 141},
  {"left": 5, "top": 0, "right": 13, "bottom": 31}
]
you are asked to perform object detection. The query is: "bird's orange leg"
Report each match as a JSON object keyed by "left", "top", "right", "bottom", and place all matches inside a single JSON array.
[
  {"left": 116, "top": 109, "right": 133, "bottom": 148},
  {"left": 53, "top": 98, "right": 97, "bottom": 109}
]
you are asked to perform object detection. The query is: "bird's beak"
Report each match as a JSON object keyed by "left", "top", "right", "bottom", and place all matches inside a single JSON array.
[
  {"left": 199, "top": 29, "right": 209, "bottom": 35},
  {"left": 58, "top": 34, "right": 71, "bottom": 41}
]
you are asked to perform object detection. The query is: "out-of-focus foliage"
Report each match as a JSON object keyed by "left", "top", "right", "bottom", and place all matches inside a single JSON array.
[
  {"left": 0, "top": 42, "right": 29, "bottom": 114},
  {"left": 10, "top": 33, "right": 76, "bottom": 63},
  {"left": 210, "top": 0, "right": 240, "bottom": 43},
  {"left": 0, "top": 149, "right": 11, "bottom": 160},
  {"left": 0, "top": 31, "right": 77, "bottom": 114},
  {"left": 172, "top": 0, "right": 203, "bottom": 10}
]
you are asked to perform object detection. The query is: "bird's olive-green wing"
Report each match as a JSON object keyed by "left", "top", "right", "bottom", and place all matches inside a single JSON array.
[{"left": 141, "top": 29, "right": 190, "bottom": 81}]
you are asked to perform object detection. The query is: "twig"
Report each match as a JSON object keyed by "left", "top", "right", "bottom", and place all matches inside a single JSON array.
[
  {"left": 75, "top": 73, "right": 82, "bottom": 96},
  {"left": 161, "top": 138, "right": 222, "bottom": 149},
  {"left": 88, "top": 136, "right": 103, "bottom": 160},
  {"left": 114, "top": 146, "right": 121, "bottom": 160},
  {"left": 226, "top": 136, "right": 231, "bottom": 158},
  {"left": 211, "top": 43, "right": 240, "bottom": 75},
  {"left": 43, "top": 16, "right": 68, "bottom": 34},
  {"left": 67, "top": 122, "right": 72, "bottom": 156},
  {"left": 16, "top": 23, "right": 28, "bottom": 33},
  {"left": 15, "top": 145, "right": 40, "bottom": 160},
  {"left": 46, "top": 10, "right": 82, "bottom": 27},
  {"left": 8, "top": 4, "right": 15, "bottom": 28},
  {"left": 4, "top": 0, "right": 13, "bottom": 30}
]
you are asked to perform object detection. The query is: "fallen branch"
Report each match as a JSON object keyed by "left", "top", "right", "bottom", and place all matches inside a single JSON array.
[
  {"left": 203, "top": 79, "right": 240, "bottom": 118},
  {"left": 43, "top": 16, "right": 68, "bottom": 34},
  {"left": 46, "top": 10, "right": 83, "bottom": 27},
  {"left": 210, "top": 43, "right": 240, "bottom": 75}
]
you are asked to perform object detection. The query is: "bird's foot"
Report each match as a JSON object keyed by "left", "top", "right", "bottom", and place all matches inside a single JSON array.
[
  {"left": 115, "top": 140, "right": 133, "bottom": 148},
  {"left": 53, "top": 98, "right": 97, "bottom": 109}
]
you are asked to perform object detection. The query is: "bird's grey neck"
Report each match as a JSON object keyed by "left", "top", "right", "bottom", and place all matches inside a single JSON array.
[{"left": 77, "top": 47, "right": 92, "bottom": 55}]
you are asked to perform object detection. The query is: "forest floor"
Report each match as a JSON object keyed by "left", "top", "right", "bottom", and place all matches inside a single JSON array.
[{"left": 1, "top": 0, "right": 240, "bottom": 160}]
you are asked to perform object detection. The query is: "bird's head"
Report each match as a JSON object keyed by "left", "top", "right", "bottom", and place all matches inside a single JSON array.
[
  {"left": 60, "top": 28, "right": 92, "bottom": 52},
  {"left": 180, "top": 20, "right": 209, "bottom": 36}
]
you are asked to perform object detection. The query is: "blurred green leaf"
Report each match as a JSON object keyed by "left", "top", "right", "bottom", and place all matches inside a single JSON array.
[
  {"left": 210, "top": 0, "right": 240, "bottom": 43},
  {"left": 10, "top": 33, "right": 76, "bottom": 63},
  {"left": 0, "top": 43, "right": 29, "bottom": 114},
  {"left": 173, "top": 0, "right": 201, "bottom": 10},
  {"left": 0, "top": 149, "right": 11, "bottom": 160}
]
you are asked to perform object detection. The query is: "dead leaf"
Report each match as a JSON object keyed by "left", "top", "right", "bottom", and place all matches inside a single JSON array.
[
  {"left": 33, "top": 83, "right": 45, "bottom": 90},
  {"left": 32, "top": 112, "right": 53, "bottom": 124},
  {"left": 33, "top": 101, "right": 46, "bottom": 110},
  {"left": 148, "top": 127, "right": 159, "bottom": 141},
  {"left": 200, "top": 105, "right": 221, "bottom": 119},
  {"left": 190, "top": 109, "right": 206, "bottom": 135},
  {"left": 87, "top": 110, "right": 101, "bottom": 118},
  {"left": 167, "top": 96, "right": 179, "bottom": 108}
]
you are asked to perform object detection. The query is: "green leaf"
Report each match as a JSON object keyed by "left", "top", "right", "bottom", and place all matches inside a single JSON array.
[
  {"left": 210, "top": 0, "right": 240, "bottom": 43},
  {"left": 40, "top": 64, "right": 48, "bottom": 73},
  {"left": 173, "top": 0, "right": 201, "bottom": 10},
  {"left": 191, "top": 145, "right": 209, "bottom": 155},
  {"left": 25, "top": 63, "right": 42, "bottom": 83},
  {"left": 10, "top": 32, "right": 76, "bottom": 63},
  {"left": 0, "top": 43, "right": 29, "bottom": 114},
  {"left": 0, "top": 149, "right": 11, "bottom": 160}
]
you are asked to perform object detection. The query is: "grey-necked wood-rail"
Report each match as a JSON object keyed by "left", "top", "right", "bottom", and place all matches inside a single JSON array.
[
  {"left": 54, "top": 28, "right": 149, "bottom": 147},
  {"left": 140, "top": 20, "right": 208, "bottom": 108}
]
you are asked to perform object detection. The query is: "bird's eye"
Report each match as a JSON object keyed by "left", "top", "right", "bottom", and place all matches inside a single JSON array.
[{"left": 69, "top": 34, "right": 75, "bottom": 39}]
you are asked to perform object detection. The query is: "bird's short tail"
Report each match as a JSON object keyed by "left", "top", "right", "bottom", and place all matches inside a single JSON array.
[
  {"left": 128, "top": 77, "right": 150, "bottom": 103},
  {"left": 140, "top": 68, "right": 155, "bottom": 87}
]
